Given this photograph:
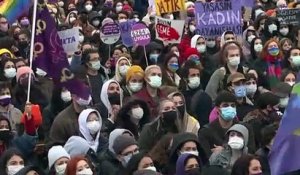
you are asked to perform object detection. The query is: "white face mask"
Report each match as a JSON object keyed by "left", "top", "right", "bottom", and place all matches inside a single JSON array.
[
  {"left": 246, "top": 84, "right": 257, "bottom": 96},
  {"left": 279, "top": 28, "right": 289, "bottom": 36},
  {"left": 55, "top": 163, "right": 67, "bottom": 175},
  {"left": 144, "top": 166, "right": 157, "bottom": 172},
  {"left": 188, "top": 77, "right": 200, "bottom": 89},
  {"left": 206, "top": 40, "right": 216, "bottom": 48},
  {"left": 58, "top": 1, "right": 64, "bottom": 7},
  {"left": 228, "top": 56, "right": 240, "bottom": 66},
  {"left": 189, "top": 25, "right": 196, "bottom": 33},
  {"left": 116, "top": 5, "right": 123, "bottom": 12},
  {"left": 131, "top": 107, "right": 144, "bottom": 119},
  {"left": 254, "top": 44, "right": 263, "bottom": 52},
  {"left": 92, "top": 20, "right": 100, "bottom": 26},
  {"left": 169, "top": 14, "right": 174, "bottom": 20},
  {"left": 7, "top": 165, "right": 24, "bottom": 175},
  {"left": 36, "top": 68, "right": 47, "bottom": 77},
  {"left": 69, "top": 17, "right": 76, "bottom": 23},
  {"left": 119, "top": 19, "right": 127, "bottom": 23},
  {"left": 76, "top": 96, "right": 92, "bottom": 106},
  {"left": 148, "top": 75, "right": 162, "bottom": 88},
  {"left": 180, "top": 150, "right": 199, "bottom": 156},
  {"left": 279, "top": 97, "right": 289, "bottom": 108},
  {"left": 86, "top": 120, "right": 101, "bottom": 134},
  {"left": 4, "top": 68, "right": 16, "bottom": 79},
  {"left": 119, "top": 65, "right": 130, "bottom": 76},
  {"left": 291, "top": 56, "right": 300, "bottom": 66},
  {"left": 134, "top": 18, "right": 140, "bottom": 22},
  {"left": 196, "top": 45, "right": 206, "bottom": 53},
  {"left": 76, "top": 168, "right": 93, "bottom": 175},
  {"left": 286, "top": 81, "right": 295, "bottom": 86},
  {"left": 268, "top": 24, "right": 278, "bottom": 33},
  {"left": 129, "top": 82, "right": 143, "bottom": 92},
  {"left": 228, "top": 136, "right": 244, "bottom": 150},
  {"left": 247, "top": 35, "right": 256, "bottom": 43},
  {"left": 61, "top": 90, "right": 72, "bottom": 102},
  {"left": 79, "top": 35, "right": 84, "bottom": 43},
  {"left": 90, "top": 60, "right": 101, "bottom": 71},
  {"left": 85, "top": 4, "right": 93, "bottom": 12},
  {"left": 174, "top": 51, "right": 180, "bottom": 57}
]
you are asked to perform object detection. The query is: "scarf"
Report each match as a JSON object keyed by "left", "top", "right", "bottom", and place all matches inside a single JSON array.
[{"left": 265, "top": 55, "right": 282, "bottom": 88}]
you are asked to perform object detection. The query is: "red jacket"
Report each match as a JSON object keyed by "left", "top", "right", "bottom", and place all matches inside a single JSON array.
[{"left": 178, "top": 34, "right": 192, "bottom": 64}]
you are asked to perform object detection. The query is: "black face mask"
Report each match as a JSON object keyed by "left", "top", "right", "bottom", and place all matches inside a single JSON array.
[
  {"left": 185, "top": 168, "right": 201, "bottom": 175},
  {"left": 18, "top": 41, "right": 29, "bottom": 49},
  {"left": 0, "top": 130, "right": 12, "bottom": 142},
  {"left": 177, "top": 105, "right": 185, "bottom": 119},
  {"left": 108, "top": 93, "right": 120, "bottom": 105},
  {"left": 162, "top": 110, "right": 177, "bottom": 123}
]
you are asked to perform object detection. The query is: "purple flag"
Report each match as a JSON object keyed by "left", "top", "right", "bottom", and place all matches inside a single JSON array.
[
  {"left": 269, "top": 73, "right": 300, "bottom": 174},
  {"left": 119, "top": 20, "right": 136, "bottom": 47},
  {"left": 34, "top": 3, "right": 89, "bottom": 99}
]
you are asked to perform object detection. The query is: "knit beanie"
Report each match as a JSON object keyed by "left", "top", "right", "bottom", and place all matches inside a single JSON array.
[
  {"left": 64, "top": 136, "right": 91, "bottom": 157},
  {"left": 112, "top": 135, "right": 137, "bottom": 155},
  {"left": 48, "top": 145, "right": 70, "bottom": 168},
  {"left": 126, "top": 65, "right": 144, "bottom": 83}
]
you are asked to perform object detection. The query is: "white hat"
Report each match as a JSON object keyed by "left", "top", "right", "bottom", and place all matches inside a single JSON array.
[{"left": 48, "top": 145, "right": 70, "bottom": 168}]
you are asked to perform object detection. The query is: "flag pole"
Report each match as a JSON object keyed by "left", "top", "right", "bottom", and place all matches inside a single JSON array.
[{"left": 27, "top": 0, "right": 38, "bottom": 103}]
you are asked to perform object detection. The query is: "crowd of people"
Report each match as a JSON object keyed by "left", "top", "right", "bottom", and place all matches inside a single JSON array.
[{"left": 0, "top": 0, "right": 299, "bottom": 174}]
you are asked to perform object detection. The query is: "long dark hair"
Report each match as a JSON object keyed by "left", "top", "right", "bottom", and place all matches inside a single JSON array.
[{"left": 115, "top": 97, "right": 150, "bottom": 138}]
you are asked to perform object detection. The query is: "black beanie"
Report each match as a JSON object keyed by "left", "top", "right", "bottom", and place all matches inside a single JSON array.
[{"left": 256, "top": 92, "right": 280, "bottom": 109}]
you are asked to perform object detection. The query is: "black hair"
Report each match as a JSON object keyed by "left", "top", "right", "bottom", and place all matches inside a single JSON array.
[
  {"left": 18, "top": 29, "right": 31, "bottom": 39},
  {"left": 0, "top": 148, "right": 25, "bottom": 174},
  {"left": 0, "top": 58, "right": 15, "bottom": 82},
  {"left": 82, "top": 48, "right": 100, "bottom": 64},
  {"left": 231, "top": 155, "right": 261, "bottom": 175},
  {"left": 255, "top": 92, "right": 280, "bottom": 109},
  {"left": 280, "top": 69, "right": 296, "bottom": 82},
  {"left": 125, "top": 151, "right": 149, "bottom": 175},
  {"left": 178, "top": 60, "right": 201, "bottom": 91},
  {"left": 215, "top": 91, "right": 237, "bottom": 107},
  {"left": 250, "top": 37, "right": 262, "bottom": 60},
  {"left": 261, "top": 124, "right": 278, "bottom": 147}
]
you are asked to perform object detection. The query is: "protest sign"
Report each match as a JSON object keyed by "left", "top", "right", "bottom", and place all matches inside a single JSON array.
[
  {"left": 155, "top": 0, "right": 185, "bottom": 16},
  {"left": 100, "top": 22, "right": 121, "bottom": 45},
  {"left": 131, "top": 23, "right": 151, "bottom": 46},
  {"left": 195, "top": 0, "right": 242, "bottom": 37},
  {"left": 277, "top": 9, "right": 300, "bottom": 26},
  {"left": 119, "top": 20, "right": 136, "bottom": 47},
  {"left": 155, "top": 17, "right": 184, "bottom": 44},
  {"left": 57, "top": 27, "right": 80, "bottom": 54}
]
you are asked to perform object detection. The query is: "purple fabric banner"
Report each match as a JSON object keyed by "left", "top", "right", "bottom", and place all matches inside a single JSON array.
[
  {"left": 119, "top": 20, "right": 136, "bottom": 47},
  {"left": 34, "top": 4, "right": 89, "bottom": 99},
  {"left": 195, "top": 0, "right": 242, "bottom": 37},
  {"left": 269, "top": 74, "right": 300, "bottom": 174}
]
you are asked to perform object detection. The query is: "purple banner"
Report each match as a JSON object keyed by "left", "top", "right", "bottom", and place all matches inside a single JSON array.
[
  {"left": 195, "top": 0, "right": 242, "bottom": 37},
  {"left": 34, "top": 4, "right": 89, "bottom": 99},
  {"left": 119, "top": 20, "right": 136, "bottom": 47}
]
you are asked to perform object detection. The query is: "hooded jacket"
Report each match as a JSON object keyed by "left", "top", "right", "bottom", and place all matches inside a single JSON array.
[
  {"left": 78, "top": 109, "right": 102, "bottom": 152},
  {"left": 65, "top": 11, "right": 77, "bottom": 25},
  {"left": 114, "top": 57, "right": 132, "bottom": 83},
  {"left": 100, "top": 79, "right": 123, "bottom": 118},
  {"left": 262, "top": 17, "right": 279, "bottom": 43},
  {"left": 168, "top": 92, "right": 200, "bottom": 135},
  {"left": 209, "top": 124, "right": 249, "bottom": 172},
  {"left": 242, "top": 26, "right": 255, "bottom": 58},
  {"left": 169, "top": 133, "right": 208, "bottom": 175},
  {"left": 220, "top": 31, "right": 235, "bottom": 48},
  {"left": 190, "top": 35, "right": 202, "bottom": 48},
  {"left": 175, "top": 154, "right": 201, "bottom": 175},
  {"left": 98, "top": 129, "right": 133, "bottom": 175}
]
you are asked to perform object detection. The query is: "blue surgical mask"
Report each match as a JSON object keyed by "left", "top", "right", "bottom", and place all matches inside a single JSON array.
[
  {"left": 150, "top": 54, "right": 159, "bottom": 63},
  {"left": 234, "top": 85, "right": 246, "bottom": 98},
  {"left": 168, "top": 63, "right": 179, "bottom": 72},
  {"left": 220, "top": 106, "right": 236, "bottom": 121}
]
